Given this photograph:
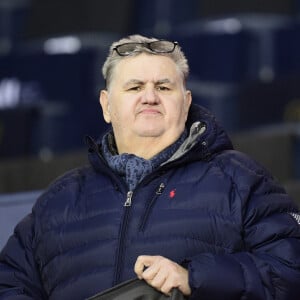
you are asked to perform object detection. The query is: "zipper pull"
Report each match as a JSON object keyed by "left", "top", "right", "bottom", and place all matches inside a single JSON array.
[
  {"left": 124, "top": 191, "right": 133, "bottom": 207},
  {"left": 156, "top": 183, "right": 165, "bottom": 195}
]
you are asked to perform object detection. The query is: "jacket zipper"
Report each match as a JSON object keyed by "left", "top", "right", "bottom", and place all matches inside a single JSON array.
[
  {"left": 113, "top": 190, "right": 133, "bottom": 285},
  {"left": 113, "top": 182, "right": 165, "bottom": 283},
  {"left": 139, "top": 183, "right": 165, "bottom": 232},
  {"left": 124, "top": 191, "right": 133, "bottom": 207}
]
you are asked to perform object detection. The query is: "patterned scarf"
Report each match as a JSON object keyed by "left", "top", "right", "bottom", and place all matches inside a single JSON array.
[{"left": 101, "top": 130, "right": 187, "bottom": 190}]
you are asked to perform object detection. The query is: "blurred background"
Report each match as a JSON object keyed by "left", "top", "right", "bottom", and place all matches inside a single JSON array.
[{"left": 1, "top": 0, "right": 300, "bottom": 247}]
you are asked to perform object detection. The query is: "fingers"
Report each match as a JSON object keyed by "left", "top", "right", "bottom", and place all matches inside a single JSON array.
[
  {"left": 134, "top": 255, "right": 169, "bottom": 293},
  {"left": 134, "top": 255, "right": 156, "bottom": 279},
  {"left": 134, "top": 255, "right": 191, "bottom": 296},
  {"left": 145, "top": 266, "right": 168, "bottom": 293}
]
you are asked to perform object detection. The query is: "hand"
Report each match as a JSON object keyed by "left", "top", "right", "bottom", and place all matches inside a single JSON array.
[{"left": 134, "top": 255, "right": 191, "bottom": 296}]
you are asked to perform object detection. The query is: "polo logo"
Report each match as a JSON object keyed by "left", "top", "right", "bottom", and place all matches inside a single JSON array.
[{"left": 169, "top": 189, "right": 176, "bottom": 199}]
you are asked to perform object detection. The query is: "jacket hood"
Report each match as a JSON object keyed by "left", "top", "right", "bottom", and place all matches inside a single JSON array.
[{"left": 185, "top": 103, "right": 233, "bottom": 157}]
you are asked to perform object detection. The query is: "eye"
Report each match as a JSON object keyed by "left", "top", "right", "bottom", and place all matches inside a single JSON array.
[
  {"left": 156, "top": 86, "right": 170, "bottom": 91},
  {"left": 127, "top": 86, "right": 142, "bottom": 91}
]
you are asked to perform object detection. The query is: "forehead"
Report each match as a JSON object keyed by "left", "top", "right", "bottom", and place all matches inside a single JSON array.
[{"left": 113, "top": 53, "right": 182, "bottom": 83}]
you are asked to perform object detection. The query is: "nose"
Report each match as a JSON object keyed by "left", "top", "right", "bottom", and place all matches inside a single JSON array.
[{"left": 142, "top": 86, "right": 159, "bottom": 104}]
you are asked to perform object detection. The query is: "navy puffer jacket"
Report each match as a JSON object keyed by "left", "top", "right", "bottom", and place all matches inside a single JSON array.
[{"left": 1, "top": 104, "right": 300, "bottom": 299}]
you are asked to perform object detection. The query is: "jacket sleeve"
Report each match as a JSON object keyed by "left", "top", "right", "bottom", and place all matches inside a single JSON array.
[
  {"left": 0, "top": 213, "right": 47, "bottom": 299},
  {"left": 187, "top": 154, "right": 300, "bottom": 300}
]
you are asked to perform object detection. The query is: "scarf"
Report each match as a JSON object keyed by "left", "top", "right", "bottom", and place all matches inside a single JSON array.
[{"left": 101, "top": 130, "right": 187, "bottom": 191}]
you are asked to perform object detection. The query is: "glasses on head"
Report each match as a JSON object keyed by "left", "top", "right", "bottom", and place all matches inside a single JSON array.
[{"left": 113, "top": 40, "right": 178, "bottom": 56}]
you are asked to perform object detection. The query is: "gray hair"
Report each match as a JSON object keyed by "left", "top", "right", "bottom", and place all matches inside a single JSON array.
[{"left": 102, "top": 34, "right": 189, "bottom": 89}]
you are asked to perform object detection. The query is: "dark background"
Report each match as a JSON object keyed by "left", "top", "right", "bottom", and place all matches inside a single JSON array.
[{"left": 0, "top": 0, "right": 300, "bottom": 200}]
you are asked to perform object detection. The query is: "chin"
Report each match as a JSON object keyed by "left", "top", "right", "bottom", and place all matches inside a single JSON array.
[{"left": 137, "top": 129, "right": 164, "bottom": 137}]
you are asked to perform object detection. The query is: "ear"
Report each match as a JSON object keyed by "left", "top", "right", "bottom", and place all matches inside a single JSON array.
[
  {"left": 184, "top": 90, "right": 192, "bottom": 114},
  {"left": 99, "top": 90, "right": 111, "bottom": 123}
]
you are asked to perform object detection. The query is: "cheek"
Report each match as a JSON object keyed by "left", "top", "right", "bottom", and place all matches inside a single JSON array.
[
  {"left": 171, "top": 101, "right": 187, "bottom": 120},
  {"left": 110, "top": 109, "right": 121, "bottom": 124},
  {"left": 110, "top": 103, "right": 133, "bottom": 125}
]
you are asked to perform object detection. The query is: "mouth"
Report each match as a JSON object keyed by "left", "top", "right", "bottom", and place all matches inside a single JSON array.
[{"left": 138, "top": 108, "right": 161, "bottom": 115}]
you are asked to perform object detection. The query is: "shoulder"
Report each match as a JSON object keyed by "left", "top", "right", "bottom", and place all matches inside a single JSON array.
[
  {"left": 209, "top": 149, "right": 289, "bottom": 201},
  {"left": 32, "top": 165, "right": 101, "bottom": 215},
  {"left": 213, "top": 149, "right": 275, "bottom": 183},
  {"left": 211, "top": 149, "right": 296, "bottom": 211}
]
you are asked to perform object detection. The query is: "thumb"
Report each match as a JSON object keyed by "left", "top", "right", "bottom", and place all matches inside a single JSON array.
[{"left": 134, "top": 255, "right": 156, "bottom": 278}]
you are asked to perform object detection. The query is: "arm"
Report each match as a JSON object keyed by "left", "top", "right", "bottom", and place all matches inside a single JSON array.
[
  {"left": 186, "top": 216, "right": 300, "bottom": 300},
  {"left": 134, "top": 209, "right": 300, "bottom": 300},
  {"left": 0, "top": 214, "right": 46, "bottom": 299},
  {"left": 186, "top": 160, "right": 300, "bottom": 300}
]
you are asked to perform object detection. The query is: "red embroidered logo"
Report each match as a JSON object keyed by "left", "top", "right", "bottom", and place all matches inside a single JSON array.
[{"left": 169, "top": 189, "right": 176, "bottom": 198}]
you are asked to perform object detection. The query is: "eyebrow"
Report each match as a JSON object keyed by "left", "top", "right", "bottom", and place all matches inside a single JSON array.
[
  {"left": 156, "top": 79, "right": 173, "bottom": 85},
  {"left": 123, "top": 79, "right": 144, "bottom": 88},
  {"left": 123, "top": 78, "right": 173, "bottom": 88}
]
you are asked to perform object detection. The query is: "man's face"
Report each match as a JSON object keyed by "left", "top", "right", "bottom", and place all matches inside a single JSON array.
[{"left": 100, "top": 53, "right": 191, "bottom": 151}]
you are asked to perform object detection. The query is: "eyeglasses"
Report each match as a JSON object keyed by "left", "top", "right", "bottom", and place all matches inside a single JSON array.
[{"left": 113, "top": 40, "right": 178, "bottom": 56}]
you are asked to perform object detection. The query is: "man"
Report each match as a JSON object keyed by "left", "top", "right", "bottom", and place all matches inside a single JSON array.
[{"left": 0, "top": 34, "right": 300, "bottom": 299}]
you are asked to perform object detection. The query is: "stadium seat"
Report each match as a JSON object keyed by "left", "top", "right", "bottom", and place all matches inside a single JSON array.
[{"left": 0, "top": 39, "right": 112, "bottom": 158}]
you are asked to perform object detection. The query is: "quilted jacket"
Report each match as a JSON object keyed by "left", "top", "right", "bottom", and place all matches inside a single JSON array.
[{"left": 0, "top": 104, "right": 300, "bottom": 300}]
